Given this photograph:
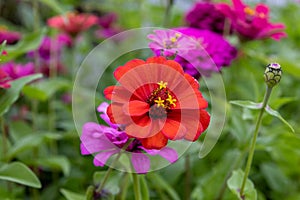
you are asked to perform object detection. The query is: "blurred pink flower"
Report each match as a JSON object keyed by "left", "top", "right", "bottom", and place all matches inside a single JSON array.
[
  {"left": 0, "top": 27, "right": 21, "bottom": 45},
  {"left": 27, "top": 34, "right": 72, "bottom": 60},
  {"left": 217, "top": 0, "right": 286, "bottom": 41},
  {"left": 0, "top": 62, "right": 34, "bottom": 80},
  {"left": 95, "top": 13, "right": 121, "bottom": 39},
  {"left": 47, "top": 12, "right": 98, "bottom": 37},
  {"left": 148, "top": 29, "right": 198, "bottom": 58},
  {"left": 0, "top": 68, "right": 11, "bottom": 89},
  {"left": 80, "top": 102, "right": 178, "bottom": 174}
]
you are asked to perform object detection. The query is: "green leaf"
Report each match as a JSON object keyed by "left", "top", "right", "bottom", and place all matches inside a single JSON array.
[
  {"left": 38, "top": 0, "right": 67, "bottom": 15},
  {"left": 6, "top": 134, "right": 44, "bottom": 161},
  {"left": 265, "top": 106, "right": 295, "bottom": 133},
  {"left": 35, "top": 156, "right": 70, "bottom": 176},
  {"left": 6, "top": 132, "right": 63, "bottom": 161},
  {"left": 0, "top": 74, "right": 43, "bottom": 116},
  {"left": 230, "top": 100, "right": 262, "bottom": 110},
  {"left": 140, "top": 175, "right": 149, "bottom": 200},
  {"left": 227, "top": 169, "right": 257, "bottom": 200},
  {"left": 0, "top": 162, "right": 41, "bottom": 188},
  {"left": 148, "top": 173, "right": 180, "bottom": 200},
  {"left": 2, "top": 29, "right": 46, "bottom": 62},
  {"left": 22, "top": 78, "right": 70, "bottom": 101},
  {"left": 60, "top": 189, "right": 85, "bottom": 200}
]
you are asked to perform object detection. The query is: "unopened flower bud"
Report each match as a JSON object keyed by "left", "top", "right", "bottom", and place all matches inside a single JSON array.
[{"left": 264, "top": 63, "right": 282, "bottom": 88}]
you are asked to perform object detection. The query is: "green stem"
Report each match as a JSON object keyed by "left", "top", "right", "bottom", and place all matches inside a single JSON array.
[
  {"left": 1, "top": 116, "right": 7, "bottom": 160},
  {"left": 163, "top": 0, "right": 174, "bottom": 27},
  {"left": 95, "top": 138, "right": 134, "bottom": 193},
  {"left": 240, "top": 86, "right": 273, "bottom": 197},
  {"left": 132, "top": 173, "right": 141, "bottom": 200},
  {"left": 184, "top": 155, "right": 191, "bottom": 200}
]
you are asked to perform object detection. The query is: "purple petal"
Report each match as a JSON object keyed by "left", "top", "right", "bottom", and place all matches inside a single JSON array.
[
  {"left": 80, "top": 122, "right": 116, "bottom": 155},
  {"left": 142, "top": 147, "right": 178, "bottom": 163},
  {"left": 156, "top": 147, "right": 178, "bottom": 163},
  {"left": 131, "top": 153, "right": 150, "bottom": 174},
  {"left": 94, "top": 150, "right": 118, "bottom": 167}
]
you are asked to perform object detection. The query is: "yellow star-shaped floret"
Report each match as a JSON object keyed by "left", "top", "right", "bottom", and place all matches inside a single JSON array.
[
  {"left": 166, "top": 94, "right": 177, "bottom": 107},
  {"left": 244, "top": 7, "right": 255, "bottom": 16},
  {"left": 158, "top": 81, "right": 168, "bottom": 89},
  {"left": 154, "top": 97, "right": 165, "bottom": 107}
]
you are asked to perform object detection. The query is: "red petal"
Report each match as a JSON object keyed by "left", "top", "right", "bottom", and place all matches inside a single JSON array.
[
  {"left": 184, "top": 74, "right": 199, "bottom": 90},
  {"left": 168, "top": 109, "right": 204, "bottom": 141},
  {"left": 114, "top": 59, "right": 145, "bottom": 81},
  {"left": 141, "top": 131, "right": 168, "bottom": 149},
  {"left": 125, "top": 118, "right": 163, "bottom": 139},
  {"left": 161, "top": 118, "right": 186, "bottom": 140},
  {"left": 200, "top": 110, "right": 210, "bottom": 132},
  {"left": 107, "top": 103, "right": 131, "bottom": 124},
  {"left": 164, "top": 60, "right": 184, "bottom": 75},
  {"left": 103, "top": 85, "right": 115, "bottom": 100},
  {"left": 146, "top": 56, "right": 167, "bottom": 64},
  {"left": 123, "top": 100, "right": 149, "bottom": 116}
]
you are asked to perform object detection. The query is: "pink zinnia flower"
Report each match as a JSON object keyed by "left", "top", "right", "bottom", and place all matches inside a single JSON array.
[
  {"left": 148, "top": 29, "right": 198, "bottom": 58},
  {"left": 47, "top": 12, "right": 98, "bottom": 37},
  {"left": 0, "top": 62, "right": 34, "bottom": 80},
  {"left": 217, "top": 0, "right": 286, "bottom": 41},
  {"left": 0, "top": 27, "right": 21, "bottom": 45},
  {"left": 80, "top": 102, "right": 178, "bottom": 174}
]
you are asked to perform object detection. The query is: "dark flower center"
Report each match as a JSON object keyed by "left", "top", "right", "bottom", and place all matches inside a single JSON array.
[{"left": 146, "top": 81, "right": 177, "bottom": 119}]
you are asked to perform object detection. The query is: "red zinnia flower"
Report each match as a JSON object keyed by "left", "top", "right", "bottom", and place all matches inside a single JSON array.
[
  {"left": 47, "top": 12, "right": 98, "bottom": 37},
  {"left": 104, "top": 56, "right": 210, "bottom": 149}
]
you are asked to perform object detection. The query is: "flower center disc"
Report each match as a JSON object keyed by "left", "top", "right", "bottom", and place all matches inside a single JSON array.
[{"left": 149, "top": 105, "right": 167, "bottom": 119}]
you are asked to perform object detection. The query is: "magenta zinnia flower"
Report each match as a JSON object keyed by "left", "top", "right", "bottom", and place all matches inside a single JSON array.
[
  {"left": 217, "top": 0, "right": 286, "bottom": 41},
  {"left": 0, "top": 62, "right": 34, "bottom": 80},
  {"left": 80, "top": 102, "right": 178, "bottom": 174},
  {"left": 185, "top": 0, "right": 230, "bottom": 34},
  {"left": 0, "top": 27, "right": 21, "bottom": 45},
  {"left": 174, "top": 27, "right": 237, "bottom": 78}
]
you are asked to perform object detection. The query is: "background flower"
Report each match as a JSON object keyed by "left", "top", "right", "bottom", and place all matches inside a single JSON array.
[
  {"left": 185, "top": 0, "right": 231, "bottom": 34},
  {"left": 47, "top": 12, "right": 98, "bottom": 37},
  {"left": 174, "top": 27, "right": 237, "bottom": 78},
  {"left": 0, "top": 68, "right": 11, "bottom": 88},
  {"left": 0, "top": 61, "right": 34, "bottom": 80},
  {"left": 148, "top": 29, "right": 198, "bottom": 58},
  {"left": 217, "top": 0, "right": 286, "bottom": 41},
  {"left": 0, "top": 27, "right": 21, "bottom": 45}
]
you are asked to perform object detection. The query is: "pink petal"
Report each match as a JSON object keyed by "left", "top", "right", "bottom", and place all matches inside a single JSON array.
[
  {"left": 94, "top": 150, "right": 118, "bottom": 167},
  {"left": 80, "top": 122, "right": 116, "bottom": 154},
  {"left": 131, "top": 153, "right": 150, "bottom": 174}
]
